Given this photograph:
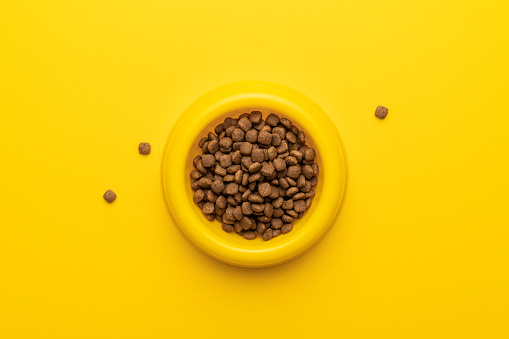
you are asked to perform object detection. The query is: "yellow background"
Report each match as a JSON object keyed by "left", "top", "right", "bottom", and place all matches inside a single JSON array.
[{"left": 1, "top": 0, "right": 508, "bottom": 337}]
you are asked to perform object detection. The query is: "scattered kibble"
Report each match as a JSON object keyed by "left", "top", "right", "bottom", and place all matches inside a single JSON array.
[
  {"left": 103, "top": 189, "right": 116, "bottom": 203},
  {"left": 139, "top": 142, "right": 151, "bottom": 155},
  {"left": 375, "top": 106, "right": 388, "bottom": 119},
  {"left": 190, "top": 111, "right": 319, "bottom": 241}
]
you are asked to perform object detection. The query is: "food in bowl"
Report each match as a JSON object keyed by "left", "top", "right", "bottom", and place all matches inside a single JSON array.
[{"left": 190, "top": 111, "right": 318, "bottom": 241}]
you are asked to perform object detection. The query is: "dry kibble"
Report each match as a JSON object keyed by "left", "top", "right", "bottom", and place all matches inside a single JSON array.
[
  {"left": 287, "top": 166, "right": 302, "bottom": 179},
  {"left": 202, "top": 202, "right": 215, "bottom": 214},
  {"left": 190, "top": 112, "right": 319, "bottom": 241},
  {"left": 273, "top": 158, "right": 286, "bottom": 171},
  {"left": 256, "top": 222, "right": 267, "bottom": 235},
  {"left": 232, "top": 128, "right": 244, "bottom": 142},
  {"left": 240, "top": 142, "right": 252, "bottom": 155},
  {"left": 375, "top": 106, "right": 388, "bottom": 119},
  {"left": 251, "top": 149, "right": 265, "bottom": 163},
  {"left": 258, "top": 131, "right": 272, "bottom": 145},
  {"left": 285, "top": 156, "right": 298, "bottom": 166},
  {"left": 286, "top": 187, "right": 299, "bottom": 197},
  {"left": 304, "top": 148, "right": 315, "bottom": 162},
  {"left": 249, "top": 162, "right": 261, "bottom": 173},
  {"left": 266, "top": 113, "right": 280, "bottom": 127},
  {"left": 222, "top": 224, "right": 234, "bottom": 233},
  {"left": 202, "top": 154, "right": 215, "bottom": 167},
  {"left": 271, "top": 218, "right": 283, "bottom": 229},
  {"left": 138, "top": 142, "right": 151, "bottom": 155},
  {"left": 238, "top": 117, "right": 253, "bottom": 132},
  {"left": 224, "top": 183, "right": 239, "bottom": 195},
  {"left": 293, "top": 200, "right": 306, "bottom": 213},
  {"left": 262, "top": 228, "right": 273, "bottom": 241},
  {"left": 280, "top": 118, "right": 292, "bottom": 129},
  {"left": 281, "top": 224, "right": 293, "bottom": 234},
  {"left": 282, "top": 199, "right": 294, "bottom": 210},
  {"left": 302, "top": 165, "right": 314, "bottom": 179},
  {"left": 250, "top": 111, "right": 263, "bottom": 124},
  {"left": 258, "top": 182, "right": 271, "bottom": 197},
  {"left": 208, "top": 140, "right": 219, "bottom": 154},
  {"left": 282, "top": 215, "right": 294, "bottom": 223},
  {"left": 243, "top": 231, "right": 257, "bottom": 240},
  {"left": 245, "top": 129, "right": 258, "bottom": 143},
  {"left": 103, "top": 189, "right": 116, "bottom": 203}
]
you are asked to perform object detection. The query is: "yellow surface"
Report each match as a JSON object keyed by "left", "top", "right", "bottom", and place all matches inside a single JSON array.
[
  {"left": 163, "top": 81, "right": 347, "bottom": 267},
  {"left": 1, "top": 0, "right": 508, "bottom": 337}
]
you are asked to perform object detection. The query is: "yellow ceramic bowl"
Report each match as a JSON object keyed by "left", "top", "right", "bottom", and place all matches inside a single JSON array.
[{"left": 162, "top": 81, "right": 348, "bottom": 267}]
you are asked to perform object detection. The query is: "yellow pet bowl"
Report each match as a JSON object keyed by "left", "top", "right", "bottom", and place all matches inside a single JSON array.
[{"left": 162, "top": 81, "right": 348, "bottom": 268}]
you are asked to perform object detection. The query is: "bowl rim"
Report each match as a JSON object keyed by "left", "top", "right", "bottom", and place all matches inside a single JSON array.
[{"left": 162, "top": 81, "right": 348, "bottom": 268}]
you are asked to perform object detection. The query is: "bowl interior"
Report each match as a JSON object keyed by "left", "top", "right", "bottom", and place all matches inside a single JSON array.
[{"left": 185, "top": 108, "right": 323, "bottom": 247}]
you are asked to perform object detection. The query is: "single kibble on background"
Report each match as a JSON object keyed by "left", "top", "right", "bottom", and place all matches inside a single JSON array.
[
  {"left": 138, "top": 142, "right": 151, "bottom": 155},
  {"left": 375, "top": 106, "right": 389, "bottom": 119},
  {"left": 103, "top": 189, "right": 116, "bottom": 203},
  {"left": 189, "top": 111, "right": 319, "bottom": 241}
]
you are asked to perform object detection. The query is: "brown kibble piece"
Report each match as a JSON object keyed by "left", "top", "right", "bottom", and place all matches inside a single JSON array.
[
  {"left": 216, "top": 195, "right": 227, "bottom": 209},
  {"left": 256, "top": 222, "right": 267, "bottom": 235},
  {"left": 273, "top": 158, "right": 286, "bottom": 171},
  {"left": 251, "top": 149, "right": 264, "bottom": 162},
  {"left": 286, "top": 131, "right": 297, "bottom": 143},
  {"left": 250, "top": 111, "right": 262, "bottom": 124},
  {"left": 202, "top": 154, "right": 215, "bottom": 167},
  {"left": 224, "top": 183, "right": 239, "bottom": 195},
  {"left": 215, "top": 124, "right": 224, "bottom": 135},
  {"left": 207, "top": 140, "right": 219, "bottom": 154},
  {"left": 302, "top": 165, "right": 314, "bottom": 179},
  {"left": 375, "top": 106, "right": 388, "bottom": 119},
  {"left": 240, "top": 142, "right": 253, "bottom": 155},
  {"left": 262, "top": 228, "right": 273, "bottom": 241},
  {"left": 271, "top": 218, "right": 283, "bottom": 229},
  {"left": 266, "top": 113, "right": 280, "bottom": 126},
  {"left": 290, "top": 150, "right": 303, "bottom": 162},
  {"left": 304, "top": 148, "right": 315, "bottom": 162},
  {"left": 240, "top": 216, "right": 253, "bottom": 230},
  {"left": 287, "top": 166, "right": 302, "bottom": 179},
  {"left": 258, "top": 182, "right": 271, "bottom": 197},
  {"left": 249, "top": 162, "right": 262, "bottom": 173},
  {"left": 277, "top": 140, "right": 288, "bottom": 153},
  {"left": 294, "top": 200, "right": 306, "bottom": 213},
  {"left": 272, "top": 229, "right": 282, "bottom": 238},
  {"left": 293, "top": 192, "right": 306, "bottom": 200},
  {"left": 103, "top": 189, "right": 116, "bottom": 203},
  {"left": 280, "top": 118, "right": 292, "bottom": 129},
  {"left": 202, "top": 202, "right": 215, "bottom": 214},
  {"left": 232, "top": 128, "right": 244, "bottom": 142},
  {"left": 272, "top": 197, "right": 284, "bottom": 208},
  {"left": 233, "top": 206, "right": 243, "bottom": 220},
  {"left": 245, "top": 129, "right": 258, "bottom": 143},
  {"left": 219, "top": 137, "right": 233, "bottom": 149},
  {"left": 242, "top": 201, "right": 253, "bottom": 215},
  {"left": 238, "top": 117, "right": 253, "bottom": 132},
  {"left": 190, "top": 170, "right": 202, "bottom": 180},
  {"left": 297, "top": 131, "right": 305, "bottom": 144},
  {"left": 258, "top": 131, "right": 272, "bottom": 145},
  {"left": 243, "top": 231, "right": 257, "bottom": 240},
  {"left": 138, "top": 142, "right": 151, "bottom": 155},
  {"left": 282, "top": 199, "right": 294, "bottom": 210},
  {"left": 206, "top": 190, "right": 217, "bottom": 202},
  {"left": 285, "top": 156, "right": 298, "bottom": 166},
  {"left": 286, "top": 187, "right": 299, "bottom": 198},
  {"left": 282, "top": 215, "right": 294, "bottom": 223},
  {"left": 281, "top": 224, "right": 293, "bottom": 234},
  {"left": 222, "top": 224, "right": 234, "bottom": 232}
]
